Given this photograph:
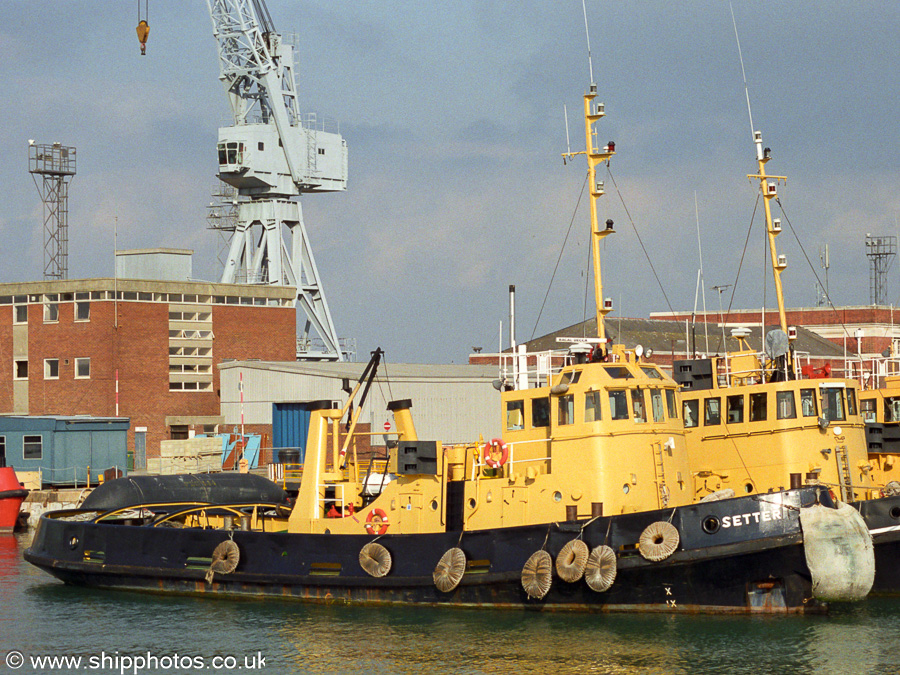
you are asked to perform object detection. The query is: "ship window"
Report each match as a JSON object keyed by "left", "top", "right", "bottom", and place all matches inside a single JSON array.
[
  {"left": 704, "top": 397, "right": 721, "bottom": 426},
  {"left": 560, "top": 370, "right": 581, "bottom": 385},
  {"left": 860, "top": 398, "right": 876, "bottom": 423},
  {"left": 846, "top": 389, "right": 857, "bottom": 416},
  {"left": 23, "top": 435, "right": 42, "bottom": 459},
  {"left": 217, "top": 143, "right": 227, "bottom": 164},
  {"left": 631, "top": 390, "right": 647, "bottom": 423},
  {"left": 641, "top": 367, "right": 663, "bottom": 379},
  {"left": 822, "top": 388, "right": 846, "bottom": 422},
  {"left": 776, "top": 391, "right": 797, "bottom": 420},
  {"left": 585, "top": 391, "right": 602, "bottom": 422},
  {"left": 506, "top": 401, "right": 524, "bottom": 430},
  {"left": 650, "top": 389, "right": 664, "bottom": 422},
  {"left": 665, "top": 389, "right": 677, "bottom": 419},
  {"left": 750, "top": 393, "right": 767, "bottom": 422},
  {"left": 683, "top": 400, "right": 699, "bottom": 428},
  {"left": 532, "top": 398, "right": 550, "bottom": 428},
  {"left": 886, "top": 398, "right": 900, "bottom": 423},
  {"left": 800, "top": 389, "right": 818, "bottom": 417},
  {"left": 609, "top": 390, "right": 629, "bottom": 420},
  {"left": 558, "top": 395, "right": 574, "bottom": 425},
  {"left": 604, "top": 366, "right": 633, "bottom": 379},
  {"left": 726, "top": 395, "right": 744, "bottom": 423}
]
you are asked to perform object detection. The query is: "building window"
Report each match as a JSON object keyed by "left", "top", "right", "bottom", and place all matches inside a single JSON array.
[
  {"left": 75, "top": 301, "right": 90, "bottom": 321},
  {"left": 43, "top": 302, "right": 59, "bottom": 322},
  {"left": 23, "top": 435, "right": 42, "bottom": 459},
  {"left": 75, "top": 358, "right": 91, "bottom": 379},
  {"left": 44, "top": 359, "right": 59, "bottom": 379},
  {"left": 14, "top": 304, "right": 27, "bottom": 324},
  {"left": 14, "top": 360, "right": 28, "bottom": 380},
  {"left": 170, "top": 425, "right": 190, "bottom": 440}
]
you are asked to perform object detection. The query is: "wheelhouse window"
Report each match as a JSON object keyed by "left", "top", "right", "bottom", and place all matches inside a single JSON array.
[
  {"left": 650, "top": 389, "right": 665, "bottom": 423},
  {"left": 558, "top": 394, "right": 574, "bottom": 426},
  {"left": 776, "top": 391, "right": 797, "bottom": 420},
  {"left": 800, "top": 389, "right": 818, "bottom": 417},
  {"left": 532, "top": 397, "right": 550, "bottom": 428},
  {"left": 506, "top": 400, "right": 524, "bottom": 430},
  {"left": 860, "top": 398, "right": 876, "bottom": 423},
  {"left": 683, "top": 399, "right": 699, "bottom": 428},
  {"left": 641, "top": 367, "right": 663, "bottom": 379},
  {"left": 23, "top": 435, "right": 42, "bottom": 459},
  {"left": 885, "top": 397, "right": 900, "bottom": 423},
  {"left": 585, "top": 391, "right": 602, "bottom": 422},
  {"left": 726, "top": 395, "right": 744, "bottom": 423},
  {"left": 704, "top": 397, "right": 721, "bottom": 426},
  {"left": 604, "top": 366, "right": 634, "bottom": 380},
  {"left": 822, "top": 387, "right": 846, "bottom": 422},
  {"left": 846, "top": 389, "right": 857, "bottom": 416},
  {"left": 609, "top": 390, "right": 630, "bottom": 420},
  {"left": 665, "top": 389, "right": 677, "bottom": 419},
  {"left": 631, "top": 389, "right": 647, "bottom": 423},
  {"left": 750, "top": 393, "right": 767, "bottom": 422}
]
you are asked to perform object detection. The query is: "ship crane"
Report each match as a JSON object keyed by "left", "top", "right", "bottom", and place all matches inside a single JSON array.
[{"left": 206, "top": 0, "right": 348, "bottom": 360}]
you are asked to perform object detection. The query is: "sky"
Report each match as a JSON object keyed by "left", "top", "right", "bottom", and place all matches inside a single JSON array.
[{"left": 1, "top": 1, "right": 898, "bottom": 363}]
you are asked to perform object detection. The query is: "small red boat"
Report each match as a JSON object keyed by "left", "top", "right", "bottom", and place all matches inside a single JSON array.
[{"left": 0, "top": 467, "right": 27, "bottom": 533}]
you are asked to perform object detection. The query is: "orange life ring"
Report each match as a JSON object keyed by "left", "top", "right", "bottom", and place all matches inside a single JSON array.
[
  {"left": 483, "top": 438, "right": 509, "bottom": 468},
  {"left": 365, "top": 508, "right": 389, "bottom": 535}
]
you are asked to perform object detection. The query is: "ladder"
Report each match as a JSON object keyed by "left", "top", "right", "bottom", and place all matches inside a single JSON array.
[
  {"left": 835, "top": 444, "right": 854, "bottom": 502},
  {"left": 653, "top": 441, "right": 669, "bottom": 508}
]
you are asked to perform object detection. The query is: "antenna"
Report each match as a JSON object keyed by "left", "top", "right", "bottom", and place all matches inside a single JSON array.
[
  {"left": 729, "top": 2, "right": 755, "bottom": 140},
  {"left": 695, "top": 192, "right": 710, "bottom": 355},
  {"left": 581, "top": 0, "right": 594, "bottom": 84},
  {"left": 563, "top": 104, "right": 572, "bottom": 162}
]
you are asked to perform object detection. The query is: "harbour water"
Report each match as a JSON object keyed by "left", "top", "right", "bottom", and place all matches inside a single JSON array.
[{"left": 3, "top": 531, "right": 898, "bottom": 675}]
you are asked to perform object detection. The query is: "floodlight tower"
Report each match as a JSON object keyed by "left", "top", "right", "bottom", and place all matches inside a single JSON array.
[
  {"left": 29, "top": 141, "right": 76, "bottom": 280},
  {"left": 206, "top": 0, "right": 348, "bottom": 360},
  {"left": 865, "top": 234, "right": 897, "bottom": 306}
]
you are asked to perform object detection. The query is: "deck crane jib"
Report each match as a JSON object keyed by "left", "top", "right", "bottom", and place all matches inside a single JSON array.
[{"left": 206, "top": 0, "right": 348, "bottom": 361}]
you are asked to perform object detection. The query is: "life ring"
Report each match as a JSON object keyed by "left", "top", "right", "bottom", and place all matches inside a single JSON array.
[
  {"left": 555, "top": 539, "right": 589, "bottom": 583},
  {"left": 365, "top": 508, "right": 390, "bottom": 536},
  {"left": 483, "top": 438, "right": 509, "bottom": 469},
  {"left": 205, "top": 539, "right": 240, "bottom": 584},
  {"left": 359, "top": 542, "right": 392, "bottom": 578},
  {"left": 638, "top": 521, "right": 680, "bottom": 562}
]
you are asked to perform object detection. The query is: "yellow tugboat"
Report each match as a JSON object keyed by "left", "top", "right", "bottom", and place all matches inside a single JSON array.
[{"left": 26, "top": 38, "right": 874, "bottom": 613}]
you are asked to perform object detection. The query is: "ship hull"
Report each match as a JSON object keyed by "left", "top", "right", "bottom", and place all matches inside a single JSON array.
[
  {"left": 25, "top": 487, "right": 835, "bottom": 614},
  {"left": 853, "top": 495, "right": 900, "bottom": 594}
]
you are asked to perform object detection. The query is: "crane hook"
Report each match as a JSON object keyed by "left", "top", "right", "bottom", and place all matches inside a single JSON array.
[{"left": 136, "top": 0, "right": 149, "bottom": 55}]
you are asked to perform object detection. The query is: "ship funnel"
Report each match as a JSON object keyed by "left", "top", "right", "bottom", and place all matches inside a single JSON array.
[{"left": 387, "top": 399, "right": 418, "bottom": 442}]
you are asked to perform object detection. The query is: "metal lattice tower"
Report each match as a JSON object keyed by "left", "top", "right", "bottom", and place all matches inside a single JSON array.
[
  {"left": 865, "top": 234, "right": 897, "bottom": 305},
  {"left": 29, "top": 142, "right": 76, "bottom": 280},
  {"left": 206, "top": 180, "right": 239, "bottom": 270}
]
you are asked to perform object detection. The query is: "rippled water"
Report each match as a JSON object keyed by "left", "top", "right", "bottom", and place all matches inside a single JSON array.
[{"left": 3, "top": 532, "right": 899, "bottom": 674}]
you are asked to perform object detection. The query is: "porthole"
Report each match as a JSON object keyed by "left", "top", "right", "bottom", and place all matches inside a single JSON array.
[
  {"left": 890, "top": 506, "right": 900, "bottom": 520},
  {"left": 68, "top": 536, "right": 79, "bottom": 550},
  {"left": 468, "top": 498, "right": 476, "bottom": 509},
  {"left": 702, "top": 516, "right": 720, "bottom": 534},
  {"left": 623, "top": 484, "right": 630, "bottom": 494},
  {"left": 430, "top": 499, "right": 438, "bottom": 511},
  {"left": 552, "top": 491, "right": 562, "bottom": 502},
  {"left": 744, "top": 483, "right": 754, "bottom": 494}
]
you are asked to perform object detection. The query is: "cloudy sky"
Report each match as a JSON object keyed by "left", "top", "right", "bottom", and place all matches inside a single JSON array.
[{"left": 1, "top": 1, "right": 898, "bottom": 363}]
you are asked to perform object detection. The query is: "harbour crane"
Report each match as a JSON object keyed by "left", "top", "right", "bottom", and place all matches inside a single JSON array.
[{"left": 207, "top": 0, "right": 348, "bottom": 361}]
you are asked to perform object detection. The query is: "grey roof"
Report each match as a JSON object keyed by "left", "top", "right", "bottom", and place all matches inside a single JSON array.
[
  {"left": 219, "top": 359, "right": 497, "bottom": 382},
  {"left": 523, "top": 317, "right": 848, "bottom": 358}
]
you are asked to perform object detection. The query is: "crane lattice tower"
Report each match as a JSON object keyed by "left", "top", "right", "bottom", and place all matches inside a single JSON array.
[
  {"left": 865, "top": 234, "right": 897, "bottom": 306},
  {"left": 29, "top": 142, "right": 76, "bottom": 280}
]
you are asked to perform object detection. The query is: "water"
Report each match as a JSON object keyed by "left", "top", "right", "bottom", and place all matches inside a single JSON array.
[{"left": 3, "top": 531, "right": 899, "bottom": 675}]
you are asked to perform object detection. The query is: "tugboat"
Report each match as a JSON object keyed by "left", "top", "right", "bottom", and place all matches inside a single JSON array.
[
  {"left": 672, "top": 87, "right": 889, "bottom": 591},
  {"left": 25, "top": 62, "right": 873, "bottom": 613},
  {"left": 0, "top": 467, "right": 27, "bottom": 533}
]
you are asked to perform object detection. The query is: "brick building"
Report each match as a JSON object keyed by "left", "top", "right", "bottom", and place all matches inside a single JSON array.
[{"left": 0, "top": 276, "right": 296, "bottom": 468}]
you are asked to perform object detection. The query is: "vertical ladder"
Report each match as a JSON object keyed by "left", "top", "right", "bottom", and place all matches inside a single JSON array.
[
  {"left": 835, "top": 444, "right": 854, "bottom": 502},
  {"left": 653, "top": 441, "right": 669, "bottom": 508}
]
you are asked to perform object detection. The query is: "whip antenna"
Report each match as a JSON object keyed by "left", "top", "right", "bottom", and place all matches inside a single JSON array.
[
  {"left": 582, "top": 0, "right": 594, "bottom": 84},
  {"left": 730, "top": 1, "right": 755, "bottom": 139}
]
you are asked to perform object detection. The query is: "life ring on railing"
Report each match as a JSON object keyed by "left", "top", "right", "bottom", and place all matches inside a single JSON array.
[
  {"left": 483, "top": 438, "right": 509, "bottom": 468},
  {"left": 365, "top": 508, "right": 390, "bottom": 535}
]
